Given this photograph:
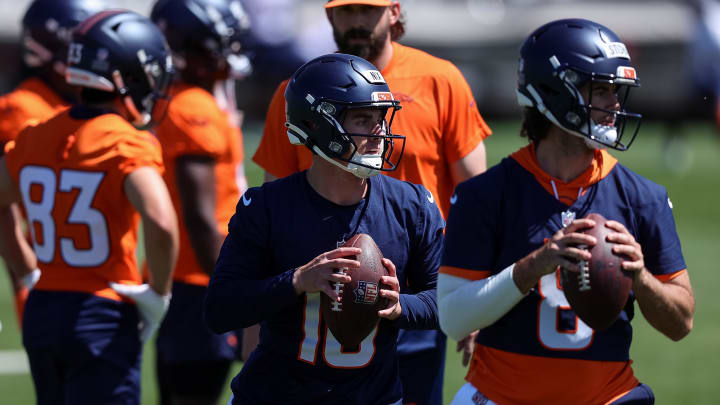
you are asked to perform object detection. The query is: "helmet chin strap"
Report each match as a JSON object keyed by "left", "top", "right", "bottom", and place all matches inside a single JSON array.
[
  {"left": 584, "top": 122, "right": 618, "bottom": 149},
  {"left": 347, "top": 152, "right": 382, "bottom": 178}
]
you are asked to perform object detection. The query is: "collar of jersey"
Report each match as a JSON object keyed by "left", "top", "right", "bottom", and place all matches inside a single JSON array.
[{"left": 510, "top": 143, "right": 617, "bottom": 205}]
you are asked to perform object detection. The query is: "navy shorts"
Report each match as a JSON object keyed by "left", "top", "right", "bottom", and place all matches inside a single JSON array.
[
  {"left": 397, "top": 329, "right": 447, "bottom": 405},
  {"left": 156, "top": 281, "right": 237, "bottom": 364},
  {"left": 23, "top": 290, "right": 142, "bottom": 405}
]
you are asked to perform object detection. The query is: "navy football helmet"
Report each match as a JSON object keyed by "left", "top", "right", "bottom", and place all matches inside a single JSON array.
[
  {"left": 21, "top": 0, "right": 111, "bottom": 96},
  {"left": 65, "top": 10, "right": 174, "bottom": 129},
  {"left": 285, "top": 53, "right": 405, "bottom": 178},
  {"left": 517, "top": 18, "right": 642, "bottom": 151},
  {"left": 150, "top": 0, "right": 251, "bottom": 82}
]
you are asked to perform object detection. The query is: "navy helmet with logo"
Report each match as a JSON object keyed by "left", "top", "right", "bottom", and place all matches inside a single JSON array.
[
  {"left": 285, "top": 53, "right": 405, "bottom": 178},
  {"left": 517, "top": 18, "right": 641, "bottom": 150},
  {"left": 21, "top": 0, "right": 111, "bottom": 95},
  {"left": 150, "top": 0, "right": 251, "bottom": 82},
  {"left": 65, "top": 10, "right": 174, "bottom": 129}
]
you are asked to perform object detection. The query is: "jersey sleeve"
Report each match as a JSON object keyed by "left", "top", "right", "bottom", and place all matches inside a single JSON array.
[
  {"left": 0, "top": 95, "right": 38, "bottom": 146},
  {"left": 252, "top": 80, "right": 301, "bottom": 178},
  {"left": 441, "top": 169, "right": 504, "bottom": 280},
  {"left": 116, "top": 130, "right": 164, "bottom": 176},
  {"left": 395, "top": 184, "right": 445, "bottom": 330},
  {"left": 439, "top": 64, "right": 492, "bottom": 164},
  {"left": 161, "top": 97, "right": 227, "bottom": 160},
  {"left": 636, "top": 190, "right": 686, "bottom": 278},
  {"left": 3, "top": 126, "right": 35, "bottom": 181},
  {"left": 205, "top": 186, "right": 298, "bottom": 333}
]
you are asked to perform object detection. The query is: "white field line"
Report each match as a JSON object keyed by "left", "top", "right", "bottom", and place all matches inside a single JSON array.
[{"left": 0, "top": 350, "right": 30, "bottom": 374}]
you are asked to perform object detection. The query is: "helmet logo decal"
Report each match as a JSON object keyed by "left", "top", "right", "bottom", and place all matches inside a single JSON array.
[
  {"left": 597, "top": 41, "right": 629, "bottom": 59},
  {"left": 68, "top": 43, "right": 83, "bottom": 64},
  {"left": 360, "top": 70, "right": 386, "bottom": 84},
  {"left": 371, "top": 92, "right": 394, "bottom": 101},
  {"left": 616, "top": 66, "right": 636, "bottom": 80},
  {"left": 318, "top": 102, "right": 336, "bottom": 116}
]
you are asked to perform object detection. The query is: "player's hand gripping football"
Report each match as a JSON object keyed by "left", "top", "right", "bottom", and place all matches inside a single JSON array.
[
  {"left": 293, "top": 247, "right": 358, "bottom": 301},
  {"left": 378, "top": 258, "right": 402, "bottom": 320},
  {"left": 109, "top": 283, "right": 171, "bottom": 342},
  {"left": 605, "top": 220, "right": 646, "bottom": 280},
  {"left": 514, "top": 218, "right": 597, "bottom": 294}
]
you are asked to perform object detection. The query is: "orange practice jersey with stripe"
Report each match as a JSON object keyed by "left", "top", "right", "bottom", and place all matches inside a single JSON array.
[
  {"left": 4, "top": 109, "right": 163, "bottom": 302},
  {"left": 441, "top": 144, "right": 688, "bottom": 404},
  {"left": 154, "top": 83, "right": 244, "bottom": 286},
  {"left": 0, "top": 78, "right": 68, "bottom": 147},
  {"left": 253, "top": 42, "right": 491, "bottom": 218}
]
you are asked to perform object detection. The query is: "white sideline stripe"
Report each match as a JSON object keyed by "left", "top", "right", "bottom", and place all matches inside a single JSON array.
[{"left": 0, "top": 350, "right": 30, "bottom": 374}]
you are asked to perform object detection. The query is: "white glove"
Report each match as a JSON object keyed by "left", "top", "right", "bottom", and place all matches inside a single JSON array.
[
  {"left": 21, "top": 269, "right": 41, "bottom": 290},
  {"left": 109, "top": 282, "right": 171, "bottom": 342}
]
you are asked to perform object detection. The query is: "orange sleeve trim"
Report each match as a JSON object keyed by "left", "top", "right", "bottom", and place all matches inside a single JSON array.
[
  {"left": 655, "top": 269, "right": 686, "bottom": 283},
  {"left": 439, "top": 266, "right": 491, "bottom": 280}
]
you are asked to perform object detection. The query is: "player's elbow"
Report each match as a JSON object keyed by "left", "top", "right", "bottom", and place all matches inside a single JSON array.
[{"left": 203, "top": 292, "right": 233, "bottom": 334}]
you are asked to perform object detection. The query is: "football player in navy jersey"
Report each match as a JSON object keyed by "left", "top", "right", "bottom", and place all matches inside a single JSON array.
[
  {"left": 204, "top": 53, "right": 443, "bottom": 404},
  {"left": 438, "top": 19, "right": 695, "bottom": 405}
]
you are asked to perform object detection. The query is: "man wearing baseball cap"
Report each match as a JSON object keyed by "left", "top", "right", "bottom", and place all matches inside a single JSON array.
[{"left": 252, "top": 1, "right": 492, "bottom": 404}]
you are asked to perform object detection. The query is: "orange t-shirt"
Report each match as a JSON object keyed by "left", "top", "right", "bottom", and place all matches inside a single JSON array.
[
  {"left": 154, "top": 83, "right": 244, "bottom": 286},
  {"left": 0, "top": 78, "right": 68, "bottom": 148},
  {"left": 252, "top": 42, "right": 491, "bottom": 218},
  {"left": 4, "top": 109, "right": 163, "bottom": 302}
]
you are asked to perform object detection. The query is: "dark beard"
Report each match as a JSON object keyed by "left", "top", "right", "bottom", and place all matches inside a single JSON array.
[{"left": 333, "top": 27, "right": 384, "bottom": 62}]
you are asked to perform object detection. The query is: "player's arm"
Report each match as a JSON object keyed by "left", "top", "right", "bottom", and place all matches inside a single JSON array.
[
  {"left": 442, "top": 64, "right": 491, "bottom": 185},
  {"left": 391, "top": 187, "right": 446, "bottom": 330},
  {"left": 0, "top": 158, "right": 37, "bottom": 281},
  {"left": 253, "top": 81, "right": 300, "bottom": 181},
  {"left": 605, "top": 220, "right": 694, "bottom": 341},
  {"left": 124, "top": 167, "right": 179, "bottom": 296},
  {"left": 175, "top": 155, "right": 224, "bottom": 275},
  {"left": 450, "top": 140, "right": 486, "bottom": 185}
]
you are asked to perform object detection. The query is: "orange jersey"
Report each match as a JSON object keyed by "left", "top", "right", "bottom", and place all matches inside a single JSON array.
[
  {"left": 253, "top": 42, "right": 491, "bottom": 218},
  {"left": 4, "top": 109, "right": 163, "bottom": 302},
  {"left": 0, "top": 78, "right": 68, "bottom": 147},
  {"left": 154, "top": 83, "right": 243, "bottom": 286}
]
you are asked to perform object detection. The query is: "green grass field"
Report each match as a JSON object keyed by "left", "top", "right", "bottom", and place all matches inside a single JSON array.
[{"left": 1, "top": 120, "right": 718, "bottom": 404}]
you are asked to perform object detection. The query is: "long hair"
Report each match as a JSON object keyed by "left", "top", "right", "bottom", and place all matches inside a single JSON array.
[{"left": 520, "top": 107, "right": 552, "bottom": 144}]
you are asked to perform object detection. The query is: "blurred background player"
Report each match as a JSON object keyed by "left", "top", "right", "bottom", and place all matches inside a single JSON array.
[
  {"left": 0, "top": 10, "right": 179, "bottom": 405},
  {"left": 205, "top": 53, "right": 444, "bottom": 404},
  {"left": 0, "top": 0, "right": 110, "bottom": 331},
  {"left": 439, "top": 18, "right": 695, "bottom": 404},
  {"left": 149, "top": 0, "right": 251, "bottom": 403},
  {"left": 251, "top": 2, "right": 492, "bottom": 402}
]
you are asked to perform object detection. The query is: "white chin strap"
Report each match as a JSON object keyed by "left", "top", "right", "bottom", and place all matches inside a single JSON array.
[{"left": 228, "top": 54, "right": 252, "bottom": 80}]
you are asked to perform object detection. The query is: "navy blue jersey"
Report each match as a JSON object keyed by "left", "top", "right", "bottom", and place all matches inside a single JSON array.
[
  {"left": 205, "top": 172, "right": 444, "bottom": 404},
  {"left": 440, "top": 149, "right": 686, "bottom": 403},
  {"left": 443, "top": 155, "right": 685, "bottom": 362}
]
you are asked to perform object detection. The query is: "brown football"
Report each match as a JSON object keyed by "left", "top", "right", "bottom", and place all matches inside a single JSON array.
[
  {"left": 321, "top": 233, "right": 389, "bottom": 347},
  {"left": 560, "top": 213, "right": 633, "bottom": 331}
]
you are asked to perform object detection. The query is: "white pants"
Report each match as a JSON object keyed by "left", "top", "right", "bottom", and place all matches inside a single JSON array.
[{"left": 450, "top": 382, "right": 499, "bottom": 405}]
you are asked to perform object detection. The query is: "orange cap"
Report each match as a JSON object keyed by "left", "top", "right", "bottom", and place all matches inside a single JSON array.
[{"left": 325, "top": 0, "right": 393, "bottom": 8}]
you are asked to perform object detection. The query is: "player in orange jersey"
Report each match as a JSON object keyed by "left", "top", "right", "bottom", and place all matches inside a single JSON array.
[
  {"left": 0, "top": 11, "right": 179, "bottom": 405},
  {"left": 250, "top": 1, "right": 491, "bottom": 403},
  {"left": 0, "top": 0, "right": 111, "bottom": 329},
  {"left": 149, "top": 1, "right": 251, "bottom": 403}
]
